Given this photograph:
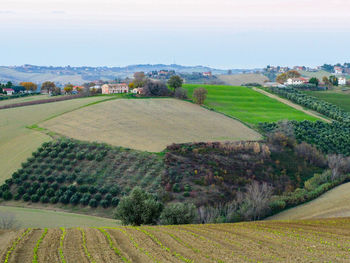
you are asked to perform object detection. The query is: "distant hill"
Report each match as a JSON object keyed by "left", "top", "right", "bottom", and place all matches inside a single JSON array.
[{"left": 0, "top": 64, "right": 260, "bottom": 85}]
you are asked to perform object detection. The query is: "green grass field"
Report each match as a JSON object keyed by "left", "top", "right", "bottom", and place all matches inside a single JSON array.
[
  {"left": 0, "top": 206, "right": 119, "bottom": 228},
  {"left": 305, "top": 90, "right": 350, "bottom": 112},
  {"left": 183, "top": 84, "right": 318, "bottom": 124},
  {"left": 0, "top": 96, "right": 110, "bottom": 184}
]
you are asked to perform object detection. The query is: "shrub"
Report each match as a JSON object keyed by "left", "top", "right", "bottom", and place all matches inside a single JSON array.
[
  {"left": 2, "top": 191, "right": 12, "bottom": 200},
  {"left": 174, "top": 87, "right": 188, "bottom": 99},
  {"left": 50, "top": 196, "right": 58, "bottom": 204},
  {"left": 100, "top": 199, "right": 110, "bottom": 208},
  {"left": 269, "top": 199, "right": 286, "bottom": 214},
  {"left": 36, "top": 187, "right": 46, "bottom": 197},
  {"left": 89, "top": 186, "right": 97, "bottom": 194},
  {"left": 38, "top": 175, "right": 46, "bottom": 182},
  {"left": 59, "top": 195, "right": 69, "bottom": 204},
  {"left": 160, "top": 203, "right": 197, "bottom": 225},
  {"left": 304, "top": 170, "right": 331, "bottom": 191},
  {"left": 45, "top": 188, "right": 55, "bottom": 197},
  {"left": 17, "top": 186, "right": 25, "bottom": 195},
  {"left": 111, "top": 197, "right": 120, "bottom": 207},
  {"left": 14, "top": 193, "right": 21, "bottom": 200},
  {"left": 23, "top": 194, "right": 30, "bottom": 202},
  {"left": 51, "top": 182, "right": 59, "bottom": 190},
  {"left": 110, "top": 186, "right": 120, "bottom": 196},
  {"left": 114, "top": 187, "right": 163, "bottom": 225},
  {"left": 94, "top": 193, "right": 102, "bottom": 201},
  {"left": 70, "top": 193, "right": 81, "bottom": 205},
  {"left": 80, "top": 193, "right": 91, "bottom": 205},
  {"left": 89, "top": 198, "right": 98, "bottom": 208},
  {"left": 99, "top": 187, "right": 108, "bottom": 195},
  {"left": 31, "top": 194, "right": 40, "bottom": 202},
  {"left": 40, "top": 196, "right": 49, "bottom": 203}
]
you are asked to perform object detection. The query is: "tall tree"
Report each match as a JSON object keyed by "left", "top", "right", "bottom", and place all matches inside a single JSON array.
[
  {"left": 133, "top": 72, "right": 147, "bottom": 88},
  {"left": 64, "top": 84, "right": 73, "bottom": 94},
  {"left": 167, "top": 75, "right": 183, "bottom": 92},
  {"left": 309, "top": 77, "right": 319, "bottom": 87},
  {"left": 20, "top": 82, "right": 37, "bottom": 92},
  {"left": 41, "top": 81, "right": 56, "bottom": 93},
  {"left": 193, "top": 87, "right": 208, "bottom": 105}
]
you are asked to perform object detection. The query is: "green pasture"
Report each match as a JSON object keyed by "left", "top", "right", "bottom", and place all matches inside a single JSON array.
[
  {"left": 183, "top": 84, "right": 318, "bottom": 124},
  {"left": 305, "top": 91, "right": 350, "bottom": 112}
]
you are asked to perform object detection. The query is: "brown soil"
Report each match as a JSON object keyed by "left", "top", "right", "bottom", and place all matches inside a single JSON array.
[
  {"left": 106, "top": 228, "right": 151, "bottom": 263},
  {"left": 9, "top": 229, "right": 43, "bottom": 263},
  {"left": 84, "top": 228, "right": 122, "bottom": 263},
  {"left": 37, "top": 229, "right": 61, "bottom": 263},
  {"left": 0, "top": 230, "right": 17, "bottom": 258},
  {"left": 63, "top": 228, "right": 90, "bottom": 263},
  {"left": 0, "top": 229, "right": 25, "bottom": 262},
  {"left": 122, "top": 227, "right": 182, "bottom": 263}
]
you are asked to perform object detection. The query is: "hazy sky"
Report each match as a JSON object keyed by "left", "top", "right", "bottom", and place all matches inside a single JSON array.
[{"left": 1, "top": 0, "right": 350, "bottom": 68}]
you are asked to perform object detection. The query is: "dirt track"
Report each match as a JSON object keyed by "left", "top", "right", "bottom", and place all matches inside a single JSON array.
[
  {"left": 1, "top": 219, "right": 350, "bottom": 262},
  {"left": 252, "top": 87, "right": 331, "bottom": 123}
]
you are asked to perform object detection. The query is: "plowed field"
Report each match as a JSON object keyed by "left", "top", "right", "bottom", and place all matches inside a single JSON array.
[{"left": 1, "top": 218, "right": 349, "bottom": 262}]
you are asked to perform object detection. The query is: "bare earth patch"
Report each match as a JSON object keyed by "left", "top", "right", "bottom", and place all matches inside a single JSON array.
[{"left": 41, "top": 99, "right": 261, "bottom": 152}]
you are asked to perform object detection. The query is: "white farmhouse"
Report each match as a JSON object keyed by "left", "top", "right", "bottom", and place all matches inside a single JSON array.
[
  {"left": 338, "top": 77, "right": 347, "bottom": 86},
  {"left": 285, "top": 77, "right": 309, "bottom": 85}
]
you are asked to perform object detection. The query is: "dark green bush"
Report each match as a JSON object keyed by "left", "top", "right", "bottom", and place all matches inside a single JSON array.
[
  {"left": 100, "top": 199, "right": 110, "bottom": 208},
  {"left": 89, "top": 198, "right": 98, "bottom": 207},
  {"left": 31, "top": 194, "right": 40, "bottom": 202},
  {"left": 89, "top": 186, "right": 97, "bottom": 194},
  {"left": 40, "top": 196, "right": 49, "bottom": 203},
  {"left": 14, "top": 193, "right": 21, "bottom": 200},
  {"left": 159, "top": 203, "right": 197, "bottom": 225},
  {"left": 94, "top": 193, "right": 102, "bottom": 201},
  {"left": 23, "top": 193, "right": 30, "bottom": 201},
  {"left": 46, "top": 188, "right": 55, "bottom": 197},
  {"left": 111, "top": 197, "right": 120, "bottom": 207},
  {"left": 2, "top": 190, "right": 13, "bottom": 200},
  {"left": 50, "top": 196, "right": 58, "bottom": 204}
]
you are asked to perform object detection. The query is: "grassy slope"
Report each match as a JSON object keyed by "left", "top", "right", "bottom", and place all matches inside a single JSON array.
[
  {"left": 0, "top": 96, "right": 109, "bottom": 183},
  {"left": 0, "top": 206, "right": 119, "bottom": 227},
  {"left": 305, "top": 90, "right": 350, "bottom": 112},
  {"left": 268, "top": 182, "right": 350, "bottom": 220},
  {"left": 183, "top": 84, "right": 318, "bottom": 124},
  {"left": 41, "top": 98, "right": 261, "bottom": 152},
  {"left": 299, "top": 70, "right": 333, "bottom": 79},
  {"left": 0, "top": 95, "right": 52, "bottom": 106}
]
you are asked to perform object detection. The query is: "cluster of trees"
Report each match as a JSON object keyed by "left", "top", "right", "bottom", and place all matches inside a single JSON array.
[
  {"left": 260, "top": 120, "right": 350, "bottom": 157},
  {"left": 0, "top": 140, "right": 122, "bottom": 208},
  {"left": 270, "top": 86, "right": 350, "bottom": 122},
  {"left": 276, "top": 70, "right": 301, "bottom": 84}
]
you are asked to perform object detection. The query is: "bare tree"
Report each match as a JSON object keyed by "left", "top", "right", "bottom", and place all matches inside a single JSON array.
[
  {"left": 241, "top": 181, "right": 273, "bottom": 221},
  {"left": 327, "top": 154, "right": 349, "bottom": 180},
  {"left": 193, "top": 87, "right": 208, "bottom": 105},
  {"left": 0, "top": 211, "right": 19, "bottom": 229}
]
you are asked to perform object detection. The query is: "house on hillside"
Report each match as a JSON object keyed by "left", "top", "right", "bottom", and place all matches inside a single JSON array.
[
  {"left": 334, "top": 66, "right": 343, "bottom": 75},
  {"left": 202, "top": 72, "right": 212, "bottom": 77},
  {"left": 101, "top": 83, "right": 129, "bottom": 94},
  {"left": 3, "top": 88, "right": 14, "bottom": 95},
  {"left": 132, "top": 87, "right": 144, "bottom": 95},
  {"left": 285, "top": 77, "right": 309, "bottom": 85},
  {"left": 338, "top": 77, "right": 347, "bottom": 86}
]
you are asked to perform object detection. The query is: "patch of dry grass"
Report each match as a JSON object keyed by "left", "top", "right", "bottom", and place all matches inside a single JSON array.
[{"left": 41, "top": 99, "right": 262, "bottom": 152}]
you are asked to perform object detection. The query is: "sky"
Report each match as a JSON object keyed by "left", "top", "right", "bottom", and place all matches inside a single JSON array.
[{"left": 1, "top": 0, "right": 350, "bottom": 68}]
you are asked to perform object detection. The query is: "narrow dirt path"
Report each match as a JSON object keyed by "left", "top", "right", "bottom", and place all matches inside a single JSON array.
[
  {"left": 9, "top": 229, "right": 43, "bottom": 263},
  {"left": 37, "top": 229, "right": 61, "bottom": 263},
  {"left": 85, "top": 228, "right": 123, "bottom": 263},
  {"left": 63, "top": 228, "right": 90, "bottom": 263},
  {"left": 252, "top": 87, "right": 331, "bottom": 123}
]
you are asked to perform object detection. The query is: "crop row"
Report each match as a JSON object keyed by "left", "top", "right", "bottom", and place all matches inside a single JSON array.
[
  {"left": 97, "top": 228, "right": 130, "bottom": 262},
  {"left": 3, "top": 228, "right": 31, "bottom": 263},
  {"left": 32, "top": 228, "right": 48, "bottom": 263}
]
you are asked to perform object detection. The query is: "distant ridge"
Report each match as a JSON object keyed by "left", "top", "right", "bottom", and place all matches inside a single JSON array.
[{"left": 0, "top": 64, "right": 261, "bottom": 85}]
